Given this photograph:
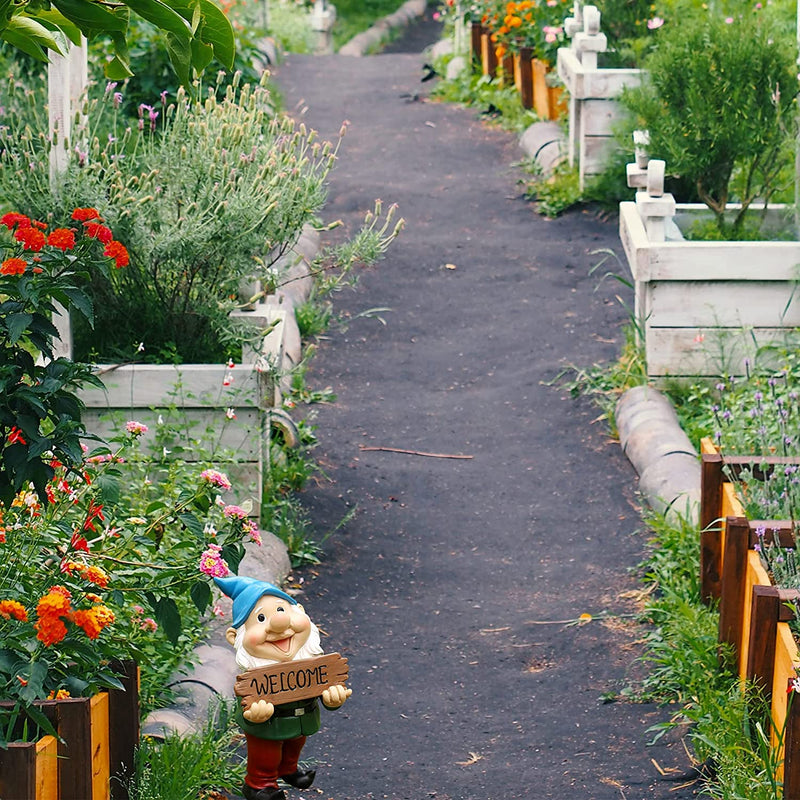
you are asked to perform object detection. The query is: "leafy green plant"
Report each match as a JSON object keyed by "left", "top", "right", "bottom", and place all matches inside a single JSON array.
[
  {"left": 621, "top": 14, "right": 798, "bottom": 237},
  {"left": 431, "top": 58, "right": 539, "bottom": 132},
  {"left": 0, "top": 420, "right": 262, "bottom": 744},
  {"left": 524, "top": 160, "right": 581, "bottom": 217},
  {"left": 0, "top": 208, "right": 126, "bottom": 503}
]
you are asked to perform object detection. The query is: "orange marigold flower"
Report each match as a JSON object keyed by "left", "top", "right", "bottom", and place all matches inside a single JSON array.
[
  {"left": 84, "top": 222, "right": 113, "bottom": 244},
  {"left": 82, "top": 565, "right": 109, "bottom": 588},
  {"left": 71, "top": 207, "right": 100, "bottom": 222},
  {"left": 71, "top": 608, "right": 102, "bottom": 639},
  {"left": 48, "top": 585, "right": 72, "bottom": 600},
  {"left": 1, "top": 258, "right": 27, "bottom": 276},
  {"left": 93, "top": 605, "right": 115, "bottom": 629},
  {"left": 47, "top": 228, "right": 76, "bottom": 251},
  {"left": 47, "top": 689, "right": 71, "bottom": 700},
  {"left": 103, "top": 240, "right": 129, "bottom": 268},
  {"left": 0, "top": 600, "right": 28, "bottom": 621},
  {"left": 14, "top": 226, "right": 45, "bottom": 252},
  {"left": 0, "top": 212, "right": 30, "bottom": 229},
  {"left": 85, "top": 592, "right": 102, "bottom": 603},
  {"left": 35, "top": 614, "right": 68, "bottom": 646}
]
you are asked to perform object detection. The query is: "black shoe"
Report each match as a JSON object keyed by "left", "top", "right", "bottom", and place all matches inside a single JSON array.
[
  {"left": 242, "top": 784, "right": 287, "bottom": 800},
  {"left": 281, "top": 768, "right": 316, "bottom": 789}
]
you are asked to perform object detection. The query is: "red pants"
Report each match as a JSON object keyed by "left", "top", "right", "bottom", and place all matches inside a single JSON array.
[{"left": 244, "top": 734, "right": 307, "bottom": 790}]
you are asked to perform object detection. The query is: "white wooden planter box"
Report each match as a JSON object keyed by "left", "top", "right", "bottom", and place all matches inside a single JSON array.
[
  {"left": 76, "top": 304, "right": 291, "bottom": 514},
  {"left": 556, "top": 46, "right": 640, "bottom": 189},
  {"left": 619, "top": 201, "right": 800, "bottom": 378}
]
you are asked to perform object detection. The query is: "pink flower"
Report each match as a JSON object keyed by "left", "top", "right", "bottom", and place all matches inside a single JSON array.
[
  {"left": 199, "top": 544, "right": 229, "bottom": 577},
  {"left": 126, "top": 420, "right": 149, "bottom": 436},
  {"left": 223, "top": 504, "right": 247, "bottom": 520},
  {"left": 212, "top": 603, "right": 226, "bottom": 618},
  {"left": 139, "top": 617, "right": 158, "bottom": 632},
  {"left": 724, "top": 15, "right": 733, "bottom": 22},
  {"left": 200, "top": 469, "right": 232, "bottom": 491},
  {"left": 244, "top": 519, "right": 263, "bottom": 546},
  {"left": 225, "top": 408, "right": 236, "bottom": 420},
  {"left": 647, "top": 16, "right": 664, "bottom": 28}
]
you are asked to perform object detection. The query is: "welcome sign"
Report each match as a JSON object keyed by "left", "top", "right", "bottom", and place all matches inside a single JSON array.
[{"left": 235, "top": 653, "right": 349, "bottom": 710}]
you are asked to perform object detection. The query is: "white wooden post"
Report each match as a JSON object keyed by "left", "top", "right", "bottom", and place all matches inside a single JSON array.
[
  {"left": 634, "top": 159, "right": 676, "bottom": 242},
  {"left": 48, "top": 38, "right": 88, "bottom": 359},
  {"left": 626, "top": 129, "right": 650, "bottom": 193},
  {"left": 572, "top": 5, "right": 606, "bottom": 70},
  {"left": 564, "top": 0, "right": 584, "bottom": 41}
]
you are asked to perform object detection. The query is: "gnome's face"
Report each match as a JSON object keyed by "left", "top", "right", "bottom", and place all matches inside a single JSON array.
[{"left": 236, "top": 593, "right": 313, "bottom": 662}]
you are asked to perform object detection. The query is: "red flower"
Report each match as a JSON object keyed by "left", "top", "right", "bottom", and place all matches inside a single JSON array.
[
  {"left": 7, "top": 427, "right": 26, "bottom": 445},
  {"left": 103, "top": 240, "right": 129, "bottom": 268},
  {"left": 84, "top": 222, "right": 113, "bottom": 244},
  {"left": 71, "top": 207, "right": 100, "bottom": 222},
  {"left": 70, "top": 531, "right": 90, "bottom": 552},
  {"left": 0, "top": 212, "right": 30, "bottom": 230},
  {"left": 47, "top": 228, "right": 76, "bottom": 251},
  {"left": 1, "top": 258, "right": 27, "bottom": 276},
  {"left": 83, "top": 500, "right": 105, "bottom": 532},
  {"left": 14, "top": 226, "right": 45, "bottom": 252}
]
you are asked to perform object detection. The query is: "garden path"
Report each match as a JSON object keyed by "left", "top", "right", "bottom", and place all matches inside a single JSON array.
[{"left": 270, "top": 34, "right": 698, "bottom": 800}]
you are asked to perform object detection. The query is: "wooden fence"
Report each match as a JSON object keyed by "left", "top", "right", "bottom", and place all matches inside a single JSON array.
[{"left": 699, "top": 438, "right": 800, "bottom": 796}]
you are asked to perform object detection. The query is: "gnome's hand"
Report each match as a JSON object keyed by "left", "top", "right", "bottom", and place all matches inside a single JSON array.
[
  {"left": 244, "top": 699, "right": 275, "bottom": 723},
  {"left": 322, "top": 684, "right": 352, "bottom": 709}
]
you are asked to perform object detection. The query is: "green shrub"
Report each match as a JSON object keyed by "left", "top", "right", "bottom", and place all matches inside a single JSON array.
[{"left": 621, "top": 15, "right": 798, "bottom": 237}]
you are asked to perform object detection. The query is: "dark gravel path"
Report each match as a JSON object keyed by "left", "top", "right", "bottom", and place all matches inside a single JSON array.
[{"left": 270, "top": 42, "right": 698, "bottom": 800}]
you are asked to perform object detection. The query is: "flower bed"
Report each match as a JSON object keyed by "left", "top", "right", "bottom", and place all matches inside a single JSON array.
[
  {"left": 699, "top": 437, "right": 800, "bottom": 794},
  {"left": 619, "top": 175, "right": 800, "bottom": 379}
]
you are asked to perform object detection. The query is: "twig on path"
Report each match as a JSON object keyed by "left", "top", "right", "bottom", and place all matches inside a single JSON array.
[{"left": 358, "top": 446, "right": 473, "bottom": 459}]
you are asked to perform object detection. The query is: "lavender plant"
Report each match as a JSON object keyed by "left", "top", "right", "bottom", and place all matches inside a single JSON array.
[{"left": 709, "top": 359, "right": 800, "bottom": 591}]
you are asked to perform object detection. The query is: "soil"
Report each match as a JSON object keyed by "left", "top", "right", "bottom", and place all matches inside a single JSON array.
[{"left": 242, "top": 21, "right": 703, "bottom": 800}]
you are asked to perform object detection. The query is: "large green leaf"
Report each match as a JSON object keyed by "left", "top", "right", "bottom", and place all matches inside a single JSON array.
[
  {"left": 121, "top": 0, "right": 190, "bottom": 40},
  {"left": 168, "top": 0, "right": 234, "bottom": 69},
  {"left": 51, "top": 0, "right": 127, "bottom": 36},
  {"left": 164, "top": 29, "right": 192, "bottom": 86},
  {"left": 29, "top": 8, "right": 83, "bottom": 45},
  {"left": 1, "top": 15, "right": 66, "bottom": 60}
]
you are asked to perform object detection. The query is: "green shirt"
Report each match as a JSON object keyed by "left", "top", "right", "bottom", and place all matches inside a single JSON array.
[{"left": 236, "top": 697, "right": 321, "bottom": 740}]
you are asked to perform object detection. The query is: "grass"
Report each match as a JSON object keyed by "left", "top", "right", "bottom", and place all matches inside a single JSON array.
[
  {"left": 633, "top": 509, "right": 787, "bottom": 799},
  {"left": 330, "top": 0, "right": 412, "bottom": 49},
  {"left": 126, "top": 703, "right": 245, "bottom": 800}
]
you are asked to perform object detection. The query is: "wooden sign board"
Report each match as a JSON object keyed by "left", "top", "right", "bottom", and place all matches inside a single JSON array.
[{"left": 235, "top": 653, "right": 349, "bottom": 710}]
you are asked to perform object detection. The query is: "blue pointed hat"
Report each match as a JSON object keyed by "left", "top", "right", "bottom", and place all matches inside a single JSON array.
[{"left": 214, "top": 575, "right": 297, "bottom": 628}]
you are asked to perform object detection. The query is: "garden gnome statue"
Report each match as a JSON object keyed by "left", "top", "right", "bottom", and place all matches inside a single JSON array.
[{"left": 215, "top": 576, "right": 352, "bottom": 800}]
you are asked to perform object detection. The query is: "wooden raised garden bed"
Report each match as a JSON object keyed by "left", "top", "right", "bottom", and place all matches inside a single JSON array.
[
  {"left": 0, "top": 661, "right": 139, "bottom": 800},
  {"left": 699, "top": 439, "right": 800, "bottom": 795},
  {"left": 619, "top": 198, "right": 800, "bottom": 379}
]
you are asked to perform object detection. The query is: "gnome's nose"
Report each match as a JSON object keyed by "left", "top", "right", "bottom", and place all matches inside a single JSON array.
[{"left": 270, "top": 609, "right": 291, "bottom": 632}]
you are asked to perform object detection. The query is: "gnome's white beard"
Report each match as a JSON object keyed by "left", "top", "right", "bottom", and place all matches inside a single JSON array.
[{"left": 233, "top": 622, "right": 324, "bottom": 671}]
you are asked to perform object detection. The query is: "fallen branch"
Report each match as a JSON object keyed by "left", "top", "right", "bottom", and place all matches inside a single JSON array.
[{"left": 358, "top": 446, "right": 473, "bottom": 460}]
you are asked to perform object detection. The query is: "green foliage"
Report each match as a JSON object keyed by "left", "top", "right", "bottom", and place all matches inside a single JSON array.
[
  {"left": 524, "top": 160, "right": 581, "bottom": 218},
  {"left": 621, "top": 15, "right": 798, "bottom": 236},
  {"left": 330, "top": 0, "right": 408, "bottom": 49},
  {"left": 0, "top": 0, "right": 235, "bottom": 89},
  {"left": 430, "top": 60, "right": 539, "bottom": 132},
  {"left": 0, "top": 75, "right": 341, "bottom": 363},
  {"left": 127, "top": 703, "right": 245, "bottom": 799},
  {"left": 633, "top": 510, "right": 785, "bottom": 799}
]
